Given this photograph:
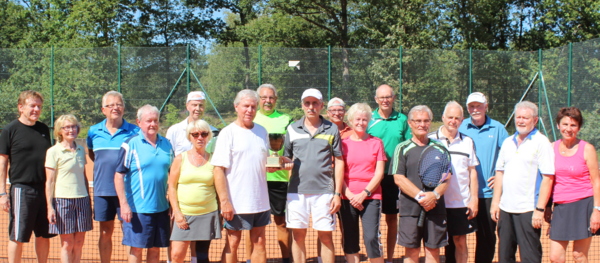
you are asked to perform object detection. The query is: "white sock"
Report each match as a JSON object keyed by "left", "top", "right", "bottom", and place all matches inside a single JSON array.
[
  {"left": 317, "top": 257, "right": 323, "bottom": 263},
  {"left": 191, "top": 257, "right": 198, "bottom": 263},
  {"left": 246, "top": 260, "right": 251, "bottom": 263}
]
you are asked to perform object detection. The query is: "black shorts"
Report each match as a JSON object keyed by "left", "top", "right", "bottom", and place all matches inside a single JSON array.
[
  {"left": 380, "top": 175, "right": 399, "bottom": 214},
  {"left": 267, "top": 181, "right": 288, "bottom": 216},
  {"left": 398, "top": 215, "right": 448, "bottom": 249},
  {"left": 9, "top": 184, "right": 56, "bottom": 242},
  {"left": 446, "top": 207, "right": 477, "bottom": 236}
]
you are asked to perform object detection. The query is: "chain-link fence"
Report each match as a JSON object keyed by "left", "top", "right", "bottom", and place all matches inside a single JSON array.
[{"left": 1, "top": 38, "right": 600, "bottom": 262}]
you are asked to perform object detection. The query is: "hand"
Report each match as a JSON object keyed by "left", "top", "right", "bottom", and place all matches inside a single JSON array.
[
  {"left": 490, "top": 204, "right": 500, "bottom": 222},
  {"left": 487, "top": 176, "right": 495, "bottom": 189},
  {"left": 329, "top": 195, "right": 341, "bottom": 214},
  {"left": 0, "top": 195, "right": 9, "bottom": 212},
  {"left": 281, "top": 157, "right": 294, "bottom": 171},
  {"left": 466, "top": 199, "right": 478, "bottom": 220},
  {"left": 532, "top": 210, "right": 544, "bottom": 229},
  {"left": 266, "top": 167, "right": 279, "bottom": 173},
  {"left": 544, "top": 209, "right": 552, "bottom": 224},
  {"left": 590, "top": 210, "right": 600, "bottom": 233},
  {"left": 417, "top": 192, "right": 437, "bottom": 212},
  {"left": 349, "top": 192, "right": 367, "bottom": 208},
  {"left": 47, "top": 208, "right": 56, "bottom": 225},
  {"left": 220, "top": 200, "right": 234, "bottom": 221},
  {"left": 174, "top": 211, "right": 189, "bottom": 230},
  {"left": 120, "top": 203, "right": 132, "bottom": 223}
]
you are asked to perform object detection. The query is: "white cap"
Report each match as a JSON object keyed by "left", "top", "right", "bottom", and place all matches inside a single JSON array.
[
  {"left": 301, "top": 88, "right": 323, "bottom": 101},
  {"left": 187, "top": 91, "right": 206, "bottom": 103},
  {"left": 466, "top": 92, "right": 487, "bottom": 105},
  {"left": 327, "top": 97, "right": 345, "bottom": 108}
]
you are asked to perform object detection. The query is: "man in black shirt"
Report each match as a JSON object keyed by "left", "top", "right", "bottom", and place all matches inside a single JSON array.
[{"left": 0, "top": 90, "right": 55, "bottom": 263}]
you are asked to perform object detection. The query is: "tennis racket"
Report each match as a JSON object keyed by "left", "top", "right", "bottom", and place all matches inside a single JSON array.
[{"left": 416, "top": 144, "right": 451, "bottom": 227}]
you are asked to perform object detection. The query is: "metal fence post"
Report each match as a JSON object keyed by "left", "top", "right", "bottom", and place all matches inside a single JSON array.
[
  {"left": 118, "top": 44, "right": 121, "bottom": 93},
  {"left": 187, "top": 44, "right": 191, "bottom": 94},
  {"left": 568, "top": 42, "right": 572, "bottom": 106},
  {"left": 50, "top": 46, "right": 55, "bottom": 144},
  {"left": 469, "top": 47, "right": 473, "bottom": 94},
  {"left": 538, "top": 48, "right": 543, "bottom": 129},
  {"left": 258, "top": 45, "right": 262, "bottom": 85},
  {"left": 399, "top": 46, "right": 403, "bottom": 111},
  {"left": 328, "top": 46, "right": 332, "bottom": 101}
]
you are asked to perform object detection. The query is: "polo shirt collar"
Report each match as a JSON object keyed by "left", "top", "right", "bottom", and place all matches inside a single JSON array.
[
  {"left": 372, "top": 108, "right": 399, "bottom": 120},
  {"left": 466, "top": 115, "right": 494, "bottom": 129},
  {"left": 295, "top": 116, "right": 330, "bottom": 134},
  {"left": 434, "top": 126, "right": 463, "bottom": 142},
  {"left": 98, "top": 118, "right": 134, "bottom": 133},
  {"left": 56, "top": 142, "right": 80, "bottom": 152},
  {"left": 511, "top": 128, "right": 538, "bottom": 144}
]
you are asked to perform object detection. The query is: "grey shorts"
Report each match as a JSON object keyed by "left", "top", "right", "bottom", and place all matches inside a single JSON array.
[
  {"left": 398, "top": 215, "right": 448, "bottom": 249},
  {"left": 224, "top": 210, "right": 271, "bottom": 231},
  {"left": 170, "top": 210, "right": 222, "bottom": 241}
]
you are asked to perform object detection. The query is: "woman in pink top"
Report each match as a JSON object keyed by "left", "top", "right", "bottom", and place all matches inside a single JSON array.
[
  {"left": 538, "top": 107, "right": 600, "bottom": 263},
  {"left": 339, "top": 103, "right": 386, "bottom": 263}
]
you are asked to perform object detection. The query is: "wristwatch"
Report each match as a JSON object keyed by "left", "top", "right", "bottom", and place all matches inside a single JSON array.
[
  {"left": 432, "top": 190, "right": 441, "bottom": 200},
  {"left": 363, "top": 189, "right": 372, "bottom": 197},
  {"left": 535, "top": 207, "right": 545, "bottom": 212},
  {"left": 334, "top": 192, "right": 341, "bottom": 197}
]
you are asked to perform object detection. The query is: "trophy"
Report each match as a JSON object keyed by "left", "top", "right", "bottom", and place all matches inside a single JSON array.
[{"left": 266, "top": 133, "right": 285, "bottom": 168}]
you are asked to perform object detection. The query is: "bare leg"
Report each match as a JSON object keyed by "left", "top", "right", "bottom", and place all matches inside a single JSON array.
[
  {"left": 190, "top": 241, "right": 197, "bottom": 263},
  {"left": 385, "top": 214, "right": 397, "bottom": 262},
  {"left": 424, "top": 247, "right": 440, "bottom": 263},
  {"left": 99, "top": 220, "right": 115, "bottom": 263},
  {"left": 129, "top": 247, "right": 144, "bottom": 263},
  {"left": 35, "top": 236, "right": 50, "bottom": 263},
  {"left": 250, "top": 226, "right": 267, "bottom": 263},
  {"left": 318, "top": 231, "right": 335, "bottom": 263},
  {"left": 452, "top": 235, "right": 468, "bottom": 263},
  {"left": 8, "top": 240, "right": 23, "bottom": 263},
  {"left": 549, "top": 240, "right": 568, "bottom": 263},
  {"left": 59, "top": 234, "right": 75, "bottom": 263},
  {"left": 291, "top": 229, "right": 307, "bottom": 263},
  {"left": 245, "top": 230, "right": 253, "bottom": 262},
  {"left": 274, "top": 215, "right": 291, "bottom": 260},
  {"left": 171, "top": 241, "right": 191, "bottom": 263},
  {"left": 222, "top": 229, "right": 243, "bottom": 263},
  {"left": 73, "top": 232, "right": 86, "bottom": 263},
  {"left": 572, "top": 238, "right": 592, "bottom": 263},
  {"left": 345, "top": 253, "right": 360, "bottom": 263},
  {"left": 403, "top": 247, "right": 419, "bottom": 263},
  {"left": 147, "top": 247, "right": 161, "bottom": 263}
]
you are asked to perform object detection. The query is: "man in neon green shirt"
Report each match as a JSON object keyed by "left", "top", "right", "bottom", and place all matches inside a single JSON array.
[{"left": 252, "top": 84, "right": 293, "bottom": 263}]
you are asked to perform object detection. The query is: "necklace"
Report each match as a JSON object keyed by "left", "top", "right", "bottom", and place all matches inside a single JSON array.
[
  {"left": 190, "top": 151, "right": 207, "bottom": 167},
  {"left": 560, "top": 140, "right": 578, "bottom": 154}
]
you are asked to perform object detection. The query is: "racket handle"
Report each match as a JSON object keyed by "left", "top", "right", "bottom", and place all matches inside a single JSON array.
[{"left": 417, "top": 209, "right": 426, "bottom": 227}]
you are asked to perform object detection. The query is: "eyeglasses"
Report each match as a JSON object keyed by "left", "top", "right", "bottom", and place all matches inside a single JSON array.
[
  {"left": 411, "top": 119, "right": 431, "bottom": 124},
  {"left": 328, "top": 109, "right": 345, "bottom": 113},
  {"left": 376, "top": 96, "right": 394, "bottom": 101},
  {"left": 190, "top": 131, "right": 210, "bottom": 139},
  {"left": 104, "top": 103, "right": 124, "bottom": 108},
  {"left": 260, "top": 96, "right": 277, "bottom": 101},
  {"left": 61, "top": 125, "right": 78, "bottom": 131}
]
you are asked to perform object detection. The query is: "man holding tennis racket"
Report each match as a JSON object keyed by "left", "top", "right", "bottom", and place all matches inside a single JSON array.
[
  {"left": 428, "top": 101, "right": 479, "bottom": 263},
  {"left": 391, "top": 105, "right": 450, "bottom": 263}
]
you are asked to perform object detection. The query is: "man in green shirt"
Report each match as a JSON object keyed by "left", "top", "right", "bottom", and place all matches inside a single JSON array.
[
  {"left": 367, "top": 84, "right": 411, "bottom": 263},
  {"left": 252, "top": 83, "right": 293, "bottom": 263}
]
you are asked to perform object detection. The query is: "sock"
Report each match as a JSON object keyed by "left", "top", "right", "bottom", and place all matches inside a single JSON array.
[
  {"left": 317, "top": 257, "right": 323, "bottom": 263},
  {"left": 191, "top": 257, "right": 197, "bottom": 263},
  {"left": 282, "top": 258, "right": 290, "bottom": 263}
]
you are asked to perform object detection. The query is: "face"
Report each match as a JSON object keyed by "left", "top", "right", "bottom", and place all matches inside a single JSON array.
[
  {"left": 514, "top": 107, "right": 537, "bottom": 135},
  {"left": 186, "top": 100, "right": 205, "bottom": 121},
  {"left": 101, "top": 95, "right": 124, "bottom": 121},
  {"left": 558, "top": 116, "right": 580, "bottom": 140},
  {"left": 188, "top": 129, "right": 210, "bottom": 149},
  {"left": 350, "top": 112, "right": 369, "bottom": 133},
  {"left": 18, "top": 97, "right": 43, "bottom": 123},
  {"left": 409, "top": 111, "right": 432, "bottom": 137},
  {"left": 259, "top": 88, "right": 277, "bottom": 114},
  {"left": 137, "top": 111, "right": 160, "bottom": 137},
  {"left": 327, "top": 105, "right": 345, "bottom": 124},
  {"left": 302, "top": 97, "right": 324, "bottom": 118},
  {"left": 467, "top": 102, "right": 487, "bottom": 123},
  {"left": 60, "top": 120, "right": 79, "bottom": 141},
  {"left": 442, "top": 106, "right": 463, "bottom": 134},
  {"left": 235, "top": 97, "right": 258, "bottom": 124},
  {"left": 375, "top": 86, "right": 395, "bottom": 111}
]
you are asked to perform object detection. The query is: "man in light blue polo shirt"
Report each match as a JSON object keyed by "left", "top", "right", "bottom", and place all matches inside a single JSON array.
[
  {"left": 458, "top": 92, "right": 508, "bottom": 263},
  {"left": 86, "top": 91, "right": 139, "bottom": 263},
  {"left": 115, "top": 105, "right": 174, "bottom": 263}
]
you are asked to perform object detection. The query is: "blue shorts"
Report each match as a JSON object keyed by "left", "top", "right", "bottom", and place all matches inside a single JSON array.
[
  {"left": 224, "top": 210, "right": 271, "bottom": 231},
  {"left": 94, "top": 196, "right": 121, "bottom": 222},
  {"left": 122, "top": 210, "right": 170, "bottom": 248}
]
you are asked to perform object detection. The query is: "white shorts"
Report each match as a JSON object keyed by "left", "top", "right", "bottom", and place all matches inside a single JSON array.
[{"left": 286, "top": 193, "right": 336, "bottom": 231}]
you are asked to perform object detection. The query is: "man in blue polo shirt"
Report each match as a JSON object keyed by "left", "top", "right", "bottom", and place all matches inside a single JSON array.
[
  {"left": 115, "top": 105, "right": 174, "bottom": 263},
  {"left": 87, "top": 91, "right": 139, "bottom": 263},
  {"left": 458, "top": 92, "right": 508, "bottom": 263}
]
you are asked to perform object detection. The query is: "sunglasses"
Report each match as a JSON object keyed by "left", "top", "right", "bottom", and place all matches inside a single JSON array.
[{"left": 190, "top": 131, "right": 210, "bottom": 139}]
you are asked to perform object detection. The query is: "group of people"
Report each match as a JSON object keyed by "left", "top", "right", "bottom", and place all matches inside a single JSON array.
[{"left": 0, "top": 85, "right": 597, "bottom": 263}]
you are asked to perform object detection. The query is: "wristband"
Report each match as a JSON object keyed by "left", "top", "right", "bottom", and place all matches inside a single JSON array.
[
  {"left": 0, "top": 193, "right": 6, "bottom": 196},
  {"left": 433, "top": 190, "right": 441, "bottom": 200},
  {"left": 334, "top": 192, "right": 341, "bottom": 197},
  {"left": 414, "top": 191, "right": 424, "bottom": 201},
  {"left": 535, "top": 207, "right": 545, "bottom": 212},
  {"left": 594, "top": 206, "right": 600, "bottom": 212}
]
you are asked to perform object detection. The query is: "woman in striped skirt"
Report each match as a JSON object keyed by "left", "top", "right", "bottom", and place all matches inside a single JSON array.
[{"left": 45, "top": 114, "right": 92, "bottom": 263}]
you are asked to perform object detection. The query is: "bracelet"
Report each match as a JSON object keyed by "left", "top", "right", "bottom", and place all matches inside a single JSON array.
[
  {"left": 363, "top": 189, "right": 372, "bottom": 197},
  {"left": 535, "top": 207, "right": 545, "bottom": 212},
  {"left": 594, "top": 206, "right": 600, "bottom": 212},
  {"left": 0, "top": 192, "right": 6, "bottom": 196},
  {"left": 414, "top": 191, "right": 424, "bottom": 201},
  {"left": 432, "top": 190, "right": 441, "bottom": 200},
  {"left": 334, "top": 192, "right": 341, "bottom": 197}
]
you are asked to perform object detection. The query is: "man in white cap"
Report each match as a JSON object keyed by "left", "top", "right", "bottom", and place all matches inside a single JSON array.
[
  {"left": 283, "top": 88, "right": 344, "bottom": 263},
  {"left": 458, "top": 92, "right": 508, "bottom": 263},
  {"left": 166, "top": 91, "right": 217, "bottom": 156},
  {"left": 327, "top": 97, "right": 352, "bottom": 139}
]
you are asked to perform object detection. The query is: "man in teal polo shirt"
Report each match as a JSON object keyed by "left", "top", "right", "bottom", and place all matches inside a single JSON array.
[
  {"left": 252, "top": 84, "right": 293, "bottom": 263},
  {"left": 367, "top": 84, "right": 411, "bottom": 263},
  {"left": 458, "top": 92, "right": 508, "bottom": 263}
]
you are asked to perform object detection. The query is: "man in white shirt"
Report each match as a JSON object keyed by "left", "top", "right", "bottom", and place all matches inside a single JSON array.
[
  {"left": 490, "top": 101, "right": 554, "bottom": 263},
  {"left": 166, "top": 91, "right": 217, "bottom": 156}
]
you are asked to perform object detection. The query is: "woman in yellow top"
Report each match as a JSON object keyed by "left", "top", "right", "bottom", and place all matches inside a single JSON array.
[
  {"left": 168, "top": 120, "right": 222, "bottom": 263},
  {"left": 45, "top": 114, "right": 92, "bottom": 263}
]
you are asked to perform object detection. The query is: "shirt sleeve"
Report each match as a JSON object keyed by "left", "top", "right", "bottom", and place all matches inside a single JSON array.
[
  {"left": 115, "top": 142, "right": 131, "bottom": 174},
  {"left": 468, "top": 138, "right": 479, "bottom": 167},
  {"left": 376, "top": 138, "right": 387, "bottom": 162},
  {"left": 331, "top": 129, "right": 342, "bottom": 157},
  {"left": 44, "top": 147, "right": 58, "bottom": 169},
  {"left": 210, "top": 127, "right": 232, "bottom": 168},
  {"left": 86, "top": 130, "right": 93, "bottom": 150},
  {"left": 0, "top": 127, "right": 10, "bottom": 155},
  {"left": 283, "top": 126, "right": 293, "bottom": 159},
  {"left": 391, "top": 144, "right": 407, "bottom": 176},
  {"left": 538, "top": 138, "right": 555, "bottom": 175},
  {"left": 495, "top": 139, "right": 507, "bottom": 171}
]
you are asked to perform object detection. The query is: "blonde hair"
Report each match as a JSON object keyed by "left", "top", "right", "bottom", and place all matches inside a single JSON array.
[
  {"left": 346, "top": 103, "right": 373, "bottom": 128},
  {"left": 186, "top": 120, "right": 214, "bottom": 143},
  {"left": 54, "top": 114, "right": 80, "bottom": 142}
]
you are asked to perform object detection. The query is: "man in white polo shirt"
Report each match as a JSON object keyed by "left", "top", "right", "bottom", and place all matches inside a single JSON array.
[
  {"left": 428, "top": 101, "right": 478, "bottom": 263},
  {"left": 166, "top": 91, "right": 217, "bottom": 156},
  {"left": 490, "top": 101, "right": 554, "bottom": 263}
]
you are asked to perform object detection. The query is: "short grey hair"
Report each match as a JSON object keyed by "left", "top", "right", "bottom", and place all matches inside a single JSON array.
[
  {"left": 137, "top": 104, "right": 160, "bottom": 120},
  {"left": 346, "top": 103, "right": 373, "bottom": 127},
  {"left": 443, "top": 101, "right": 463, "bottom": 116},
  {"left": 408, "top": 105, "right": 433, "bottom": 120},
  {"left": 257, "top": 84, "right": 277, "bottom": 98},
  {"left": 515, "top": 101, "right": 538, "bottom": 117},
  {"left": 234, "top": 89, "right": 260, "bottom": 106},
  {"left": 102, "top": 91, "right": 124, "bottom": 107},
  {"left": 186, "top": 120, "right": 214, "bottom": 143}
]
